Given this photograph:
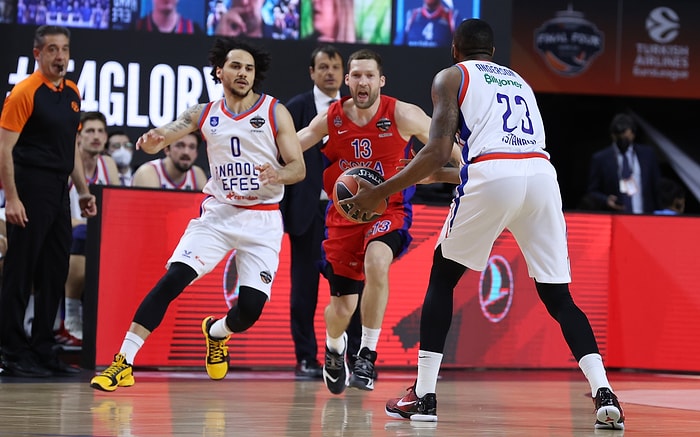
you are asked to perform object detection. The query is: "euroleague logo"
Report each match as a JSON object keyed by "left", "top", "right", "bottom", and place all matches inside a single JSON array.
[
  {"left": 646, "top": 7, "right": 679, "bottom": 44},
  {"left": 478, "top": 255, "right": 513, "bottom": 323}
]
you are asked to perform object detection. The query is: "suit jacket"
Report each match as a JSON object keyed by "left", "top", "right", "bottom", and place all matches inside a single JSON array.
[
  {"left": 586, "top": 143, "right": 660, "bottom": 213},
  {"left": 280, "top": 90, "right": 326, "bottom": 235}
]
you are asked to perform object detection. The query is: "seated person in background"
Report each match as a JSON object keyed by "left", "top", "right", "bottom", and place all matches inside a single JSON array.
[
  {"left": 106, "top": 130, "right": 135, "bottom": 187},
  {"left": 132, "top": 131, "right": 208, "bottom": 191},
  {"left": 654, "top": 178, "right": 685, "bottom": 215},
  {"left": 585, "top": 113, "right": 661, "bottom": 213},
  {"left": 134, "top": 0, "right": 202, "bottom": 34},
  {"left": 60, "top": 111, "right": 121, "bottom": 345}
]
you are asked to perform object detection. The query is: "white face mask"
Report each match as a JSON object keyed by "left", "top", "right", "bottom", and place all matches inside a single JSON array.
[{"left": 111, "top": 147, "right": 133, "bottom": 167}]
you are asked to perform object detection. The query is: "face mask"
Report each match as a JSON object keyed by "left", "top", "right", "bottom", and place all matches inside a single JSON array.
[
  {"left": 111, "top": 147, "right": 133, "bottom": 167},
  {"left": 615, "top": 137, "right": 630, "bottom": 153}
]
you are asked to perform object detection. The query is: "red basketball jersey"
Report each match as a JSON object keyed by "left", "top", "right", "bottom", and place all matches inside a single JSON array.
[{"left": 322, "top": 95, "right": 412, "bottom": 209}]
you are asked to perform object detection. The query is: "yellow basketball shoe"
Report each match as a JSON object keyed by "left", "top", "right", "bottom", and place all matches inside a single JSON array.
[
  {"left": 202, "top": 316, "right": 230, "bottom": 380},
  {"left": 90, "top": 353, "right": 134, "bottom": 392}
]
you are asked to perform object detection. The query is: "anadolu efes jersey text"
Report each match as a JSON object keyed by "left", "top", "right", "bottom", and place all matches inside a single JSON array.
[{"left": 199, "top": 94, "right": 283, "bottom": 206}]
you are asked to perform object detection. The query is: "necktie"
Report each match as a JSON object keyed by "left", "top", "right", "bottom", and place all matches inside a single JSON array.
[
  {"left": 620, "top": 152, "right": 632, "bottom": 179},
  {"left": 620, "top": 152, "right": 633, "bottom": 212}
]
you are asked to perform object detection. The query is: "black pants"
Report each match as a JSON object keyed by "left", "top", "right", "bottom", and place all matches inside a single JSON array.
[
  {"left": 288, "top": 202, "right": 361, "bottom": 363},
  {"left": 0, "top": 166, "right": 71, "bottom": 361}
]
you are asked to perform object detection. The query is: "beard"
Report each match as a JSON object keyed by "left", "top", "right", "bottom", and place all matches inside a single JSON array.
[
  {"left": 229, "top": 86, "right": 251, "bottom": 98},
  {"left": 173, "top": 160, "right": 193, "bottom": 173}
]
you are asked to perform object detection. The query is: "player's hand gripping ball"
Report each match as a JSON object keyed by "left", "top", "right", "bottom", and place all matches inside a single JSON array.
[{"left": 333, "top": 167, "right": 388, "bottom": 223}]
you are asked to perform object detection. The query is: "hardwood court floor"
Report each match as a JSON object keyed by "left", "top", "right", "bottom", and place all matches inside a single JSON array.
[{"left": 1, "top": 368, "right": 699, "bottom": 436}]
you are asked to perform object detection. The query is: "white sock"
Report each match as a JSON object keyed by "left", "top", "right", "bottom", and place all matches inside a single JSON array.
[
  {"left": 579, "top": 353, "right": 611, "bottom": 396},
  {"left": 359, "top": 326, "right": 381, "bottom": 352},
  {"left": 120, "top": 331, "right": 145, "bottom": 365},
  {"left": 65, "top": 297, "right": 82, "bottom": 320},
  {"left": 209, "top": 318, "right": 233, "bottom": 339},
  {"left": 326, "top": 331, "right": 347, "bottom": 354},
  {"left": 415, "top": 350, "right": 442, "bottom": 397}
]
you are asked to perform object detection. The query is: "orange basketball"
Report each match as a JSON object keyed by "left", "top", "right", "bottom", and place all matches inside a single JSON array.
[{"left": 332, "top": 167, "right": 388, "bottom": 223}]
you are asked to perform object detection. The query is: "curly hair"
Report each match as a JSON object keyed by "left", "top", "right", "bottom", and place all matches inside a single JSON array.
[{"left": 208, "top": 37, "right": 272, "bottom": 91}]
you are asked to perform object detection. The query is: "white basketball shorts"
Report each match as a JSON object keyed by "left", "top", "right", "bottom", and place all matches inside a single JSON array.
[
  {"left": 438, "top": 157, "right": 571, "bottom": 283},
  {"left": 167, "top": 197, "right": 283, "bottom": 298}
]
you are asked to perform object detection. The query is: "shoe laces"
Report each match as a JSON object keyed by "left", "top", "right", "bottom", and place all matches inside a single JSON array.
[
  {"left": 207, "top": 337, "right": 228, "bottom": 362},
  {"left": 103, "top": 356, "right": 129, "bottom": 377},
  {"left": 325, "top": 351, "right": 344, "bottom": 370},
  {"left": 595, "top": 388, "right": 616, "bottom": 408},
  {"left": 353, "top": 356, "right": 374, "bottom": 375}
]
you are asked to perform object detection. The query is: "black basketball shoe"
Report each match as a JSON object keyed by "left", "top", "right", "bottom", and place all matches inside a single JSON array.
[
  {"left": 348, "top": 347, "right": 377, "bottom": 391},
  {"left": 323, "top": 333, "right": 348, "bottom": 395}
]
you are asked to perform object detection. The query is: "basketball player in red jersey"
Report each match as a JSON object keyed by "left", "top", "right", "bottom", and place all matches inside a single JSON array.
[{"left": 297, "top": 49, "right": 433, "bottom": 395}]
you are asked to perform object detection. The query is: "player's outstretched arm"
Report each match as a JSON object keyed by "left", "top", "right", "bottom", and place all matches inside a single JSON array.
[
  {"left": 296, "top": 111, "right": 329, "bottom": 152},
  {"left": 136, "top": 104, "right": 206, "bottom": 154}
]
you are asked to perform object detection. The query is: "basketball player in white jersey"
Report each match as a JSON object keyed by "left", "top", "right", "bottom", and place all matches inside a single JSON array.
[
  {"left": 90, "top": 37, "right": 305, "bottom": 392},
  {"left": 132, "top": 131, "right": 208, "bottom": 191},
  {"left": 343, "top": 19, "right": 624, "bottom": 430},
  {"left": 59, "top": 111, "right": 119, "bottom": 344}
]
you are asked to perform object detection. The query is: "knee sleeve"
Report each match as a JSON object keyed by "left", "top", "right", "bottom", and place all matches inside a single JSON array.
[
  {"left": 225, "top": 286, "right": 268, "bottom": 333},
  {"left": 535, "top": 282, "right": 599, "bottom": 360},
  {"left": 133, "top": 262, "right": 197, "bottom": 332}
]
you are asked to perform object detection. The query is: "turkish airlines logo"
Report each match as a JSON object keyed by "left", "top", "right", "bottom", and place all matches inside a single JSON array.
[
  {"left": 478, "top": 255, "right": 513, "bottom": 323},
  {"left": 534, "top": 7, "right": 604, "bottom": 76},
  {"left": 646, "top": 7, "right": 679, "bottom": 44}
]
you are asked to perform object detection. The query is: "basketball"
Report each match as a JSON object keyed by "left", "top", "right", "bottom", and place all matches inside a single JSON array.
[{"left": 332, "top": 167, "right": 388, "bottom": 223}]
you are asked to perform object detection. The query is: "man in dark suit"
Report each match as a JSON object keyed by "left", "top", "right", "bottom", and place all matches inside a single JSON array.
[
  {"left": 585, "top": 113, "right": 661, "bottom": 213},
  {"left": 282, "top": 45, "right": 361, "bottom": 378}
]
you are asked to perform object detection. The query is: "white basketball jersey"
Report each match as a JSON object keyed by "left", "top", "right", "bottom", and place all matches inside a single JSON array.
[
  {"left": 69, "top": 155, "right": 111, "bottom": 221},
  {"left": 456, "top": 61, "right": 549, "bottom": 162},
  {"left": 198, "top": 94, "right": 283, "bottom": 206},
  {"left": 143, "top": 158, "right": 198, "bottom": 190}
]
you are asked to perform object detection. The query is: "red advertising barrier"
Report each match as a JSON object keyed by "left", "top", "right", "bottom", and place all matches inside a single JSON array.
[
  {"left": 86, "top": 188, "right": 700, "bottom": 373},
  {"left": 510, "top": 0, "right": 700, "bottom": 99}
]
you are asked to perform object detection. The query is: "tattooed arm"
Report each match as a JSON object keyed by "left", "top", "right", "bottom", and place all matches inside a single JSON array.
[
  {"left": 338, "top": 65, "right": 463, "bottom": 216},
  {"left": 136, "top": 104, "right": 206, "bottom": 154}
]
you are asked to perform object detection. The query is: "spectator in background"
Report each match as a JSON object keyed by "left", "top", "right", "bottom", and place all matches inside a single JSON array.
[
  {"left": 397, "top": 0, "right": 460, "bottom": 47},
  {"left": 206, "top": 0, "right": 228, "bottom": 35},
  {"left": 106, "top": 130, "right": 135, "bottom": 187},
  {"left": 283, "top": 45, "right": 361, "bottom": 379},
  {"left": 214, "top": 0, "right": 263, "bottom": 37},
  {"left": 299, "top": 0, "right": 354, "bottom": 42},
  {"left": 134, "top": 0, "right": 203, "bottom": 34},
  {"left": 585, "top": 113, "right": 661, "bottom": 213},
  {"left": 654, "top": 177, "right": 685, "bottom": 215},
  {"left": 57, "top": 111, "right": 120, "bottom": 346},
  {"left": 0, "top": 25, "right": 96, "bottom": 377},
  {"left": 132, "top": 131, "right": 207, "bottom": 190}
]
